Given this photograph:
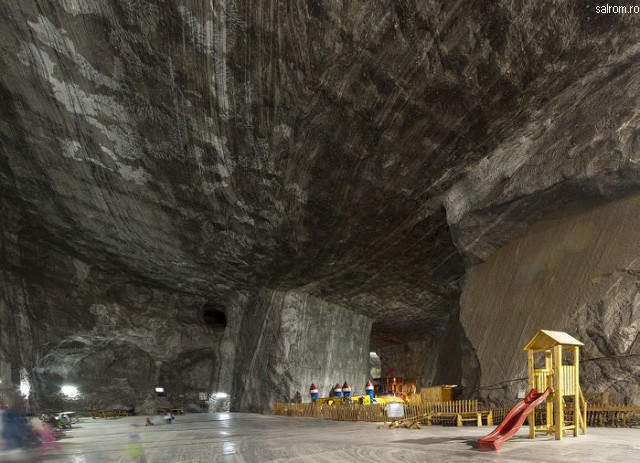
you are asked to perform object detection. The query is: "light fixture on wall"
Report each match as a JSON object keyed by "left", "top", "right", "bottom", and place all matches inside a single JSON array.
[
  {"left": 19, "top": 379, "right": 31, "bottom": 398},
  {"left": 61, "top": 385, "right": 79, "bottom": 399},
  {"left": 155, "top": 386, "right": 165, "bottom": 397},
  {"left": 19, "top": 368, "right": 31, "bottom": 399}
]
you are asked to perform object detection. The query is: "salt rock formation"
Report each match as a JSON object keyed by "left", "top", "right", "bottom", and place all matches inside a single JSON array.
[
  {"left": 0, "top": 1, "right": 639, "bottom": 410},
  {"left": 461, "top": 195, "right": 640, "bottom": 405}
]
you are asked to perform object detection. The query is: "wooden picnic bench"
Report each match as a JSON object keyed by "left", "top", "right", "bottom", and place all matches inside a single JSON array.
[
  {"left": 88, "top": 409, "right": 131, "bottom": 419},
  {"left": 157, "top": 407, "right": 185, "bottom": 415},
  {"left": 381, "top": 399, "right": 493, "bottom": 429},
  {"left": 88, "top": 409, "right": 108, "bottom": 419},
  {"left": 426, "top": 400, "right": 492, "bottom": 427}
]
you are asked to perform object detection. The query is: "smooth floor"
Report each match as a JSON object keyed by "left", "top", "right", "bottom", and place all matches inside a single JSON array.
[{"left": 4, "top": 412, "right": 639, "bottom": 462}]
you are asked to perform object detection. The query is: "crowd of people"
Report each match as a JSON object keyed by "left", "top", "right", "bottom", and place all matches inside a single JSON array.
[
  {"left": 0, "top": 405, "right": 66, "bottom": 459},
  {"left": 1, "top": 405, "right": 173, "bottom": 461}
]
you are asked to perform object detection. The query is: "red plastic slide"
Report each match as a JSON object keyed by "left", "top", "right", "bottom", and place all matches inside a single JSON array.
[{"left": 477, "top": 387, "right": 552, "bottom": 451}]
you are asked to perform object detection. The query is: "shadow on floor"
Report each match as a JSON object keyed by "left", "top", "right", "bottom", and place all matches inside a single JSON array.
[
  {"left": 391, "top": 436, "right": 472, "bottom": 446},
  {"left": 393, "top": 434, "right": 536, "bottom": 449}
]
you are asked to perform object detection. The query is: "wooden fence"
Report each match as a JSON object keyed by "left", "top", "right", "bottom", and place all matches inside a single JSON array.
[
  {"left": 585, "top": 405, "right": 640, "bottom": 427},
  {"left": 505, "top": 403, "right": 639, "bottom": 429},
  {"left": 274, "top": 399, "right": 488, "bottom": 425},
  {"left": 273, "top": 402, "right": 386, "bottom": 421},
  {"left": 490, "top": 406, "right": 511, "bottom": 424},
  {"left": 274, "top": 400, "right": 639, "bottom": 429}
]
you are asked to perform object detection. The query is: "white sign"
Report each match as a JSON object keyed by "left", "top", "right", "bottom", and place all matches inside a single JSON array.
[{"left": 385, "top": 402, "right": 404, "bottom": 418}]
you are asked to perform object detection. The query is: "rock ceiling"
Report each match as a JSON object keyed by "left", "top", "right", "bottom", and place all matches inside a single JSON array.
[{"left": 1, "top": 1, "right": 639, "bottom": 344}]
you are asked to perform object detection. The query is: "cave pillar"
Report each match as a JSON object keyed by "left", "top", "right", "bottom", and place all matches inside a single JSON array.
[{"left": 232, "top": 289, "right": 372, "bottom": 412}]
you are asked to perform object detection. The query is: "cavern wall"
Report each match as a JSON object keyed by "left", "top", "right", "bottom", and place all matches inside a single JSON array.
[
  {"left": 374, "top": 340, "right": 432, "bottom": 383},
  {"left": 0, "top": 218, "right": 241, "bottom": 412},
  {"left": 1, "top": 0, "right": 639, "bottom": 413},
  {"left": 420, "top": 304, "right": 480, "bottom": 397},
  {"left": 461, "top": 194, "right": 640, "bottom": 406},
  {"left": 233, "top": 289, "right": 371, "bottom": 411},
  {"left": 1, "top": 227, "right": 373, "bottom": 414}
]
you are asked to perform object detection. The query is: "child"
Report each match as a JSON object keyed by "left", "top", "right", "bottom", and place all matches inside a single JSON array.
[
  {"left": 37, "top": 421, "right": 61, "bottom": 455},
  {"left": 126, "top": 424, "right": 146, "bottom": 462}
]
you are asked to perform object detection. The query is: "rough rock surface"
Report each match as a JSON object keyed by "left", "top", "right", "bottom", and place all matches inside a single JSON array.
[
  {"left": 0, "top": 1, "right": 639, "bottom": 410},
  {"left": 461, "top": 194, "right": 640, "bottom": 405},
  {"left": 0, "top": 230, "right": 233, "bottom": 411},
  {"left": 233, "top": 289, "right": 371, "bottom": 411}
]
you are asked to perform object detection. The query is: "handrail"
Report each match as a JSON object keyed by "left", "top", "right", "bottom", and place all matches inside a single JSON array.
[{"left": 578, "top": 387, "right": 587, "bottom": 433}]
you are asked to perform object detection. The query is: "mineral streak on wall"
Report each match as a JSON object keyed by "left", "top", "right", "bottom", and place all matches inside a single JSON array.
[{"left": 461, "top": 194, "right": 640, "bottom": 406}]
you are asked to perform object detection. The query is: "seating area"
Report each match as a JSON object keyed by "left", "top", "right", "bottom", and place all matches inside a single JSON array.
[
  {"left": 87, "top": 409, "right": 132, "bottom": 419},
  {"left": 275, "top": 398, "right": 495, "bottom": 429},
  {"left": 40, "top": 411, "right": 77, "bottom": 431},
  {"left": 426, "top": 399, "right": 493, "bottom": 427},
  {"left": 383, "top": 399, "right": 493, "bottom": 429},
  {"left": 156, "top": 407, "right": 186, "bottom": 415},
  {"left": 87, "top": 407, "right": 186, "bottom": 419}
]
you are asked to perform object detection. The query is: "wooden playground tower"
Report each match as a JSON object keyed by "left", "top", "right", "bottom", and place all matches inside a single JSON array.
[{"left": 523, "top": 330, "right": 587, "bottom": 440}]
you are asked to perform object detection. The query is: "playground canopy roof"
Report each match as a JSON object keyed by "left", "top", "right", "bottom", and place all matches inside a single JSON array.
[{"left": 523, "top": 329, "right": 584, "bottom": 351}]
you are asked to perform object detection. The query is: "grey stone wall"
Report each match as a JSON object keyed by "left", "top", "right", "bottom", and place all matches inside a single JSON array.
[
  {"left": 233, "top": 289, "right": 371, "bottom": 411},
  {"left": 0, "top": 232, "right": 230, "bottom": 411},
  {"left": 1, "top": 0, "right": 640, "bottom": 412},
  {"left": 460, "top": 194, "right": 640, "bottom": 406}
]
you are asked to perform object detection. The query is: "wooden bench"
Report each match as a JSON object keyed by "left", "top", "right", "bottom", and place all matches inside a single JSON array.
[
  {"left": 384, "top": 400, "right": 493, "bottom": 429},
  {"left": 426, "top": 400, "right": 491, "bottom": 427},
  {"left": 480, "top": 409, "right": 493, "bottom": 426},
  {"left": 88, "top": 409, "right": 130, "bottom": 419},
  {"left": 89, "top": 409, "right": 111, "bottom": 419},
  {"left": 157, "top": 407, "right": 185, "bottom": 415}
]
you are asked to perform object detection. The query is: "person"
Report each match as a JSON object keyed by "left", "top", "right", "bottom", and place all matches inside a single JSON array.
[
  {"left": 126, "top": 424, "right": 146, "bottom": 463},
  {"left": 58, "top": 413, "right": 71, "bottom": 429},
  {"left": 144, "top": 417, "right": 154, "bottom": 426},
  {"left": 41, "top": 413, "right": 58, "bottom": 430},
  {"left": 163, "top": 412, "right": 174, "bottom": 424},
  {"left": 37, "top": 421, "right": 61, "bottom": 456},
  {"left": 1, "top": 406, "right": 31, "bottom": 450}
]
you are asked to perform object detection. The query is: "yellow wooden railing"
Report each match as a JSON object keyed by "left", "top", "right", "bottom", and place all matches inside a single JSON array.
[
  {"left": 274, "top": 399, "right": 493, "bottom": 426},
  {"left": 275, "top": 398, "right": 637, "bottom": 429},
  {"left": 585, "top": 405, "right": 639, "bottom": 427}
]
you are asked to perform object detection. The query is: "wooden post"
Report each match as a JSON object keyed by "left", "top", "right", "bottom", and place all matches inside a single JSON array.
[
  {"left": 528, "top": 350, "right": 535, "bottom": 439},
  {"left": 553, "top": 345, "right": 563, "bottom": 440},
  {"left": 582, "top": 390, "right": 587, "bottom": 434},
  {"left": 545, "top": 350, "right": 554, "bottom": 434},
  {"left": 573, "top": 346, "right": 580, "bottom": 436}
]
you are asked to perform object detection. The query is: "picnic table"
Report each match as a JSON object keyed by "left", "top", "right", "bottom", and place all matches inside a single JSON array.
[
  {"left": 88, "top": 409, "right": 132, "bottom": 419},
  {"left": 156, "top": 407, "right": 185, "bottom": 415}
]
